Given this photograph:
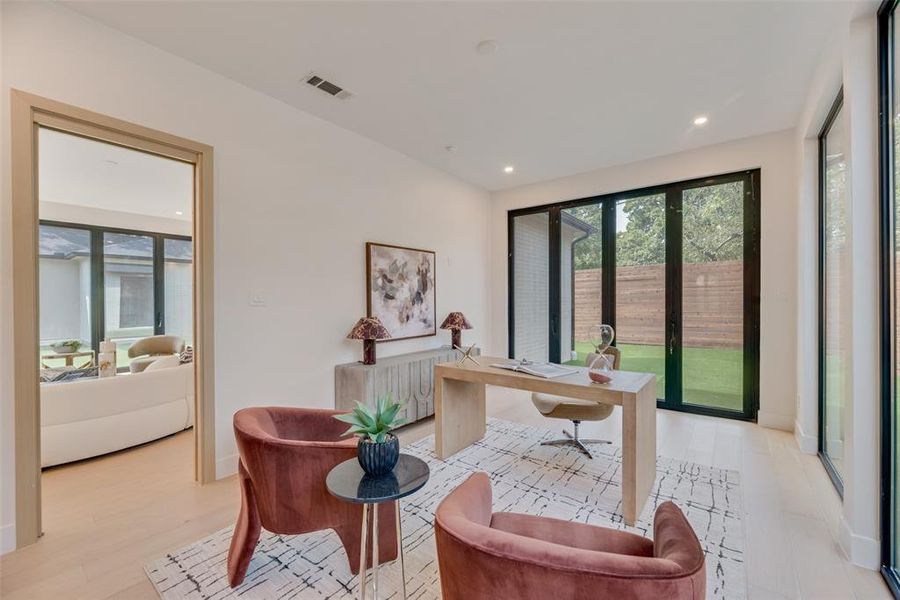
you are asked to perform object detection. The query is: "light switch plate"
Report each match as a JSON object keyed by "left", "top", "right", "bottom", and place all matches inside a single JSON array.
[{"left": 249, "top": 291, "right": 266, "bottom": 307}]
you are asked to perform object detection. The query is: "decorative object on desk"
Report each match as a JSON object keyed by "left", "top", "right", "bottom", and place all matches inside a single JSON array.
[
  {"left": 440, "top": 311, "right": 472, "bottom": 349},
  {"left": 334, "top": 394, "right": 405, "bottom": 476},
  {"left": 366, "top": 242, "right": 436, "bottom": 341},
  {"left": 588, "top": 323, "right": 615, "bottom": 354},
  {"left": 588, "top": 353, "right": 614, "bottom": 384},
  {"left": 98, "top": 339, "right": 117, "bottom": 378},
  {"left": 50, "top": 339, "right": 82, "bottom": 354},
  {"left": 347, "top": 316, "right": 391, "bottom": 365},
  {"left": 454, "top": 342, "right": 480, "bottom": 367},
  {"left": 587, "top": 323, "right": 616, "bottom": 383}
]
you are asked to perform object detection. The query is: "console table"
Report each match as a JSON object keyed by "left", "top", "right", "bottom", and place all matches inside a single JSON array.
[{"left": 335, "top": 347, "right": 479, "bottom": 425}]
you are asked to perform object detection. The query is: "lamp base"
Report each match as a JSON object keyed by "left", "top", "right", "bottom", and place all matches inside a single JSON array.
[
  {"left": 362, "top": 339, "right": 377, "bottom": 365},
  {"left": 451, "top": 330, "right": 462, "bottom": 349}
]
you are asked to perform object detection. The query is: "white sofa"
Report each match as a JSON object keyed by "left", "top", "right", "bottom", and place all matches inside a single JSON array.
[{"left": 40, "top": 363, "right": 194, "bottom": 467}]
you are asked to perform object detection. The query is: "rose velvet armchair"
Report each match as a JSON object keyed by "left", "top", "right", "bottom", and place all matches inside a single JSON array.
[
  {"left": 434, "top": 472, "right": 705, "bottom": 600},
  {"left": 227, "top": 406, "right": 397, "bottom": 587}
]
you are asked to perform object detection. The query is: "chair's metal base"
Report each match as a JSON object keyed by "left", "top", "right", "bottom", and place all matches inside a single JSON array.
[{"left": 540, "top": 420, "right": 611, "bottom": 459}]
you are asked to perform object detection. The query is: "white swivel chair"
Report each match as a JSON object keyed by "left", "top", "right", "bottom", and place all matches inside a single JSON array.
[{"left": 531, "top": 347, "right": 621, "bottom": 459}]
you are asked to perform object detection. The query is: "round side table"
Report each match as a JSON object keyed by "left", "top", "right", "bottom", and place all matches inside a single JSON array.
[{"left": 326, "top": 453, "right": 429, "bottom": 600}]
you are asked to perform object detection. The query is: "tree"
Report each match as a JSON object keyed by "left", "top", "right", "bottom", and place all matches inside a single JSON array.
[{"left": 569, "top": 182, "right": 745, "bottom": 269}]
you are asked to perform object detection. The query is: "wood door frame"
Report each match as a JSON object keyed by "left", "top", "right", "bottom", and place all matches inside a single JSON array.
[{"left": 10, "top": 89, "right": 216, "bottom": 548}]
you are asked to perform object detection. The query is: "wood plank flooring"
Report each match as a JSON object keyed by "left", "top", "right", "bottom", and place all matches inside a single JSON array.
[{"left": 0, "top": 387, "right": 891, "bottom": 599}]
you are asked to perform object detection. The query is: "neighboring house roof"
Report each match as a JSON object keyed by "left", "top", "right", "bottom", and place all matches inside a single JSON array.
[
  {"left": 561, "top": 211, "right": 597, "bottom": 235},
  {"left": 39, "top": 225, "right": 192, "bottom": 262}
]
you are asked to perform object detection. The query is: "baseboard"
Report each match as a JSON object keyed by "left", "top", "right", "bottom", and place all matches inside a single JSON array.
[
  {"left": 216, "top": 453, "right": 238, "bottom": 480},
  {"left": 794, "top": 419, "right": 818, "bottom": 454},
  {"left": 757, "top": 410, "right": 794, "bottom": 432},
  {"left": 1, "top": 522, "right": 15, "bottom": 555},
  {"left": 839, "top": 516, "right": 881, "bottom": 570}
]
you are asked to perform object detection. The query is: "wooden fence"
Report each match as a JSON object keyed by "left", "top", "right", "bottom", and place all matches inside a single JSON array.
[{"left": 574, "top": 260, "right": 744, "bottom": 350}]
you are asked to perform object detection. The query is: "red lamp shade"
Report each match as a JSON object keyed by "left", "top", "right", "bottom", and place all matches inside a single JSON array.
[
  {"left": 347, "top": 317, "right": 391, "bottom": 365},
  {"left": 440, "top": 312, "right": 473, "bottom": 348}
]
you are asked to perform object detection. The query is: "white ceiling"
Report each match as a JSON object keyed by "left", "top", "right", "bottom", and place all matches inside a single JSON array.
[
  {"left": 66, "top": 1, "right": 860, "bottom": 191},
  {"left": 38, "top": 128, "right": 193, "bottom": 220}
]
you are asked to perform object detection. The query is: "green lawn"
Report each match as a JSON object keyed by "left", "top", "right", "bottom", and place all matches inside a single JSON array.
[{"left": 566, "top": 341, "right": 743, "bottom": 411}]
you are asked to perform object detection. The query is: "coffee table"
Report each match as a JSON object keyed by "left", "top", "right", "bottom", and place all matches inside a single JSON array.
[{"left": 326, "top": 454, "right": 429, "bottom": 600}]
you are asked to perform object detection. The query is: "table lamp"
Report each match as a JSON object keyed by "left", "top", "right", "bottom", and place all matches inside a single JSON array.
[
  {"left": 440, "top": 312, "right": 473, "bottom": 349},
  {"left": 347, "top": 316, "right": 391, "bottom": 365}
]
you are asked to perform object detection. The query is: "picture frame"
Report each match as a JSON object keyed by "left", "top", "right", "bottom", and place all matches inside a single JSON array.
[{"left": 366, "top": 242, "right": 437, "bottom": 342}]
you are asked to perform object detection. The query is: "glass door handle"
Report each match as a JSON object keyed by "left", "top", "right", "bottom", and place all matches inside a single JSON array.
[{"left": 669, "top": 315, "right": 677, "bottom": 355}]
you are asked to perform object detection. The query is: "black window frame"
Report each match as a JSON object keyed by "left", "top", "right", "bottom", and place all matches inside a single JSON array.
[
  {"left": 817, "top": 88, "right": 847, "bottom": 498},
  {"left": 38, "top": 219, "right": 192, "bottom": 367},
  {"left": 879, "top": 0, "right": 900, "bottom": 595},
  {"left": 507, "top": 169, "right": 761, "bottom": 422}
]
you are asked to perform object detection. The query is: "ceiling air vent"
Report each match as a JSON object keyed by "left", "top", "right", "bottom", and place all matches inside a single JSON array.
[{"left": 305, "top": 74, "right": 352, "bottom": 100}]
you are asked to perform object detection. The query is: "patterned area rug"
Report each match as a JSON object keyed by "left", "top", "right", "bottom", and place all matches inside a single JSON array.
[{"left": 146, "top": 418, "right": 745, "bottom": 599}]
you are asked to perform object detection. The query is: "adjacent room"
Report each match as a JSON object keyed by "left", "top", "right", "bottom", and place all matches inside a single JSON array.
[{"left": 0, "top": 1, "right": 896, "bottom": 599}]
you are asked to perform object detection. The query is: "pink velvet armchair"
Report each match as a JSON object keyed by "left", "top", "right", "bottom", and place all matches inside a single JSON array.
[
  {"left": 227, "top": 407, "right": 397, "bottom": 587},
  {"left": 434, "top": 472, "right": 705, "bottom": 599}
]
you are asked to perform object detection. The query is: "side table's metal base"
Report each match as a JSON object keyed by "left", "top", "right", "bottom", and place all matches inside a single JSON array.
[{"left": 357, "top": 501, "right": 406, "bottom": 600}]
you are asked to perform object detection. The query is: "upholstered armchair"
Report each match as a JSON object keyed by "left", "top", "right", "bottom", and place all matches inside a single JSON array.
[
  {"left": 127, "top": 335, "right": 185, "bottom": 373},
  {"left": 434, "top": 472, "right": 705, "bottom": 600},
  {"left": 227, "top": 407, "right": 398, "bottom": 587}
]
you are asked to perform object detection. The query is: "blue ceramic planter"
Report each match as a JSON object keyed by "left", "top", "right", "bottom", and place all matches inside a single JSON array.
[{"left": 357, "top": 435, "right": 399, "bottom": 476}]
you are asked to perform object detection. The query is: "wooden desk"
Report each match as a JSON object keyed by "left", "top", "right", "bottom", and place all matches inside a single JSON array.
[{"left": 434, "top": 357, "right": 657, "bottom": 525}]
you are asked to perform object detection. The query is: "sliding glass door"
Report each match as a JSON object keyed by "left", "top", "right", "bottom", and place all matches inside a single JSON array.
[
  {"left": 39, "top": 221, "right": 192, "bottom": 371},
  {"left": 818, "top": 90, "right": 848, "bottom": 492},
  {"left": 681, "top": 180, "right": 748, "bottom": 413},
  {"left": 615, "top": 194, "right": 668, "bottom": 398},
  {"left": 103, "top": 231, "right": 157, "bottom": 359},
  {"left": 508, "top": 170, "right": 760, "bottom": 420},
  {"left": 879, "top": 1, "right": 900, "bottom": 594}
]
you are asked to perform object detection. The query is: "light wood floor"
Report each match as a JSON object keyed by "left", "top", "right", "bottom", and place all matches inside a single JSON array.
[{"left": 0, "top": 387, "right": 892, "bottom": 599}]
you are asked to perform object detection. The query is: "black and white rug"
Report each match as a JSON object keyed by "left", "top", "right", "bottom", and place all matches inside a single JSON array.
[{"left": 145, "top": 418, "right": 745, "bottom": 599}]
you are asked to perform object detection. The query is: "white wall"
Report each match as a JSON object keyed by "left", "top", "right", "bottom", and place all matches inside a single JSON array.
[
  {"left": 0, "top": 1, "right": 491, "bottom": 552},
  {"left": 793, "top": 13, "right": 882, "bottom": 570},
  {"left": 40, "top": 201, "right": 192, "bottom": 237},
  {"left": 490, "top": 129, "right": 799, "bottom": 430}
]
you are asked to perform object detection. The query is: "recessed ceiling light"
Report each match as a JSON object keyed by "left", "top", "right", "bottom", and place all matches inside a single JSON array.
[
  {"left": 175, "top": 211, "right": 184, "bottom": 216},
  {"left": 104, "top": 159, "right": 119, "bottom": 165},
  {"left": 693, "top": 115, "right": 708, "bottom": 126},
  {"left": 445, "top": 145, "right": 458, "bottom": 153},
  {"left": 476, "top": 40, "right": 499, "bottom": 55},
  {"left": 504, "top": 165, "right": 515, "bottom": 174}
]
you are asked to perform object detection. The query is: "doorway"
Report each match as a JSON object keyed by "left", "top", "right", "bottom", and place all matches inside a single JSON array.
[
  {"left": 10, "top": 90, "right": 215, "bottom": 548},
  {"left": 508, "top": 170, "right": 760, "bottom": 420}
]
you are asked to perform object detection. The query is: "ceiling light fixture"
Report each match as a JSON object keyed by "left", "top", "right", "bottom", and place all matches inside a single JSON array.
[
  {"left": 445, "top": 145, "right": 458, "bottom": 153},
  {"left": 504, "top": 165, "right": 515, "bottom": 174},
  {"left": 693, "top": 115, "right": 708, "bottom": 126},
  {"left": 476, "top": 40, "right": 499, "bottom": 55},
  {"left": 175, "top": 211, "right": 184, "bottom": 216},
  {"left": 104, "top": 159, "right": 119, "bottom": 165}
]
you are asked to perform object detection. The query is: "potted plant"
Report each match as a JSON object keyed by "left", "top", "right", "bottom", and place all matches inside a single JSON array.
[
  {"left": 334, "top": 394, "right": 405, "bottom": 476},
  {"left": 50, "top": 339, "right": 83, "bottom": 354}
]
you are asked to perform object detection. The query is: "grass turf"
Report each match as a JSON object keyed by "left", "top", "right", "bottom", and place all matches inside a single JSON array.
[{"left": 565, "top": 341, "right": 743, "bottom": 411}]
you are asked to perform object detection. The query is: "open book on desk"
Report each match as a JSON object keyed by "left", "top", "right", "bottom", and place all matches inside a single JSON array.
[{"left": 490, "top": 360, "right": 579, "bottom": 379}]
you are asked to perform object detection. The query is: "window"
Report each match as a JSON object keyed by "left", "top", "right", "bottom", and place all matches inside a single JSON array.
[
  {"left": 879, "top": 1, "right": 900, "bottom": 594},
  {"left": 164, "top": 238, "right": 193, "bottom": 346},
  {"left": 508, "top": 170, "right": 760, "bottom": 420},
  {"left": 38, "top": 221, "right": 192, "bottom": 375},
  {"left": 104, "top": 232, "right": 156, "bottom": 357},
  {"left": 38, "top": 225, "right": 94, "bottom": 367},
  {"left": 818, "top": 90, "right": 848, "bottom": 494}
]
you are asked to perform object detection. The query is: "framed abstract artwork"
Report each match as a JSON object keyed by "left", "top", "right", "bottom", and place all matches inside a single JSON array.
[{"left": 366, "top": 242, "right": 436, "bottom": 341}]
